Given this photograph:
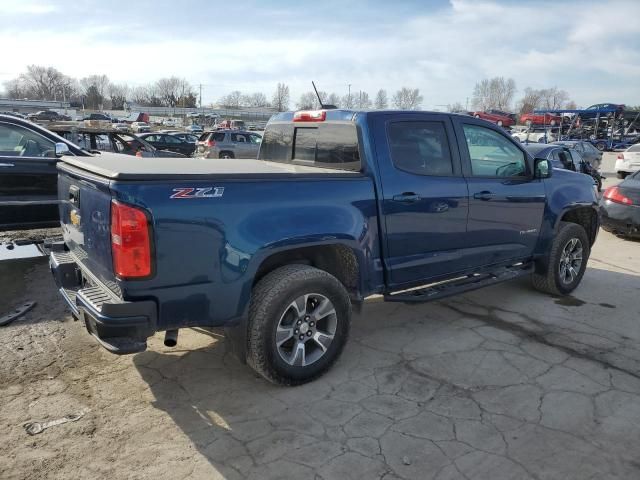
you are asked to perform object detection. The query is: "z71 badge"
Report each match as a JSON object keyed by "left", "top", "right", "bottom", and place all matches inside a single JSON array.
[{"left": 170, "top": 187, "right": 225, "bottom": 199}]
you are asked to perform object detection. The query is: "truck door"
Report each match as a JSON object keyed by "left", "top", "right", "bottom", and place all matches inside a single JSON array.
[
  {"left": 452, "top": 118, "right": 546, "bottom": 267},
  {"left": 0, "top": 119, "right": 59, "bottom": 230},
  {"left": 370, "top": 113, "right": 469, "bottom": 288}
]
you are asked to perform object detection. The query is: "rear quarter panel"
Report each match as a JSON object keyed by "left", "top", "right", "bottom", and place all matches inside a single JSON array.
[{"left": 111, "top": 175, "right": 381, "bottom": 330}]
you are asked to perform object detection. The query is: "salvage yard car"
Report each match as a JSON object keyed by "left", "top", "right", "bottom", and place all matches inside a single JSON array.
[
  {"left": 0, "top": 113, "right": 87, "bottom": 230},
  {"left": 136, "top": 132, "right": 196, "bottom": 156},
  {"left": 49, "top": 109, "right": 599, "bottom": 385},
  {"left": 472, "top": 110, "right": 515, "bottom": 127},
  {"left": 194, "top": 130, "right": 262, "bottom": 159},
  {"left": 615, "top": 144, "right": 640, "bottom": 178},
  {"left": 600, "top": 172, "right": 640, "bottom": 237},
  {"left": 131, "top": 121, "right": 151, "bottom": 133},
  {"left": 520, "top": 112, "right": 563, "bottom": 126}
]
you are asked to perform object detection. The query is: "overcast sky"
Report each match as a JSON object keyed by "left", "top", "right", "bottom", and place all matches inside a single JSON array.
[{"left": 1, "top": 0, "right": 639, "bottom": 108}]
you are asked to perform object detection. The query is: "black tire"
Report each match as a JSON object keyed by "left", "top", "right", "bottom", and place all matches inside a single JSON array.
[
  {"left": 247, "top": 265, "right": 351, "bottom": 385},
  {"left": 617, "top": 171, "right": 628, "bottom": 180},
  {"left": 595, "top": 142, "right": 606, "bottom": 152},
  {"left": 219, "top": 151, "right": 234, "bottom": 159},
  {"left": 532, "top": 222, "right": 590, "bottom": 296}
]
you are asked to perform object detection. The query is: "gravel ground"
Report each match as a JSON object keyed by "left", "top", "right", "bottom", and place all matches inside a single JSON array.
[{"left": 1, "top": 177, "right": 640, "bottom": 480}]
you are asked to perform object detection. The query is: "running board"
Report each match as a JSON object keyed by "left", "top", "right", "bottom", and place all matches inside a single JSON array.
[{"left": 384, "top": 263, "right": 534, "bottom": 303}]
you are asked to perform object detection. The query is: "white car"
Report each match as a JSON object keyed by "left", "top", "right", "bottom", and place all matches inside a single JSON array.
[
  {"left": 131, "top": 122, "right": 151, "bottom": 133},
  {"left": 113, "top": 122, "right": 129, "bottom": 132},
  {"left": 162, "top": 118, "right": 178, "bottom": 127},
  {"left": 615, "top": 144, "right": 640, "bottom": 179},
  {"left": 512, "top": 130, "right": 557, "bottom": 144}
]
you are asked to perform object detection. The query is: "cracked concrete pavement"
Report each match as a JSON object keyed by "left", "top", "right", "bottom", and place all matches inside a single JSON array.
[{"left": 1, "top": 211, "right": 640, "bottom": 479}]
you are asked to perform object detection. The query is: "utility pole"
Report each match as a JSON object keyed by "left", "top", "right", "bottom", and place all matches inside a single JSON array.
[
  {"left": 348, "top": 84, "right": 351, "bottom": 108},
  {"left": 199, "top": 84, "right": 203, "bottom": 119}
]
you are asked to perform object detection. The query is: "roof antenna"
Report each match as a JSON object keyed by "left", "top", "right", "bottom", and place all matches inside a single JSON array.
[{"left": 312, "top": 81, "right": 337, "bottom": 109}]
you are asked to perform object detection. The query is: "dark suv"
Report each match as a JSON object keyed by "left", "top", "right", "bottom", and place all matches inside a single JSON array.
[{"left": 194, "top": 130, "right": 262, "bottom": 159}]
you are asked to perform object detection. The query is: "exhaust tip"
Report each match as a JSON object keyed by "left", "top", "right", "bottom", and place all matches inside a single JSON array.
[{"left": 164, "top": 329, "right": 179, "bottom": 347}]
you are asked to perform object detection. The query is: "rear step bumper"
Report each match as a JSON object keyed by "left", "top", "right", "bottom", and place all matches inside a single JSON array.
[{"left": 50, "top": 250, "right": 157, "bottom": 354}]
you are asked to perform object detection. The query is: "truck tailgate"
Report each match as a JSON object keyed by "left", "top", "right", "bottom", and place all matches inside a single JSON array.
[{"left": 58, "top": 164, "right": 119, "bottom": 294}]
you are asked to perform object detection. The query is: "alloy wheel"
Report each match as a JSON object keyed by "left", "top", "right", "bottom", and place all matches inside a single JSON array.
[
  {"left": 275, "top": 293, "right": 337, "bottom": 367},
  {"left": 559, "top": 238, "right": 583, "bottom": 285}
]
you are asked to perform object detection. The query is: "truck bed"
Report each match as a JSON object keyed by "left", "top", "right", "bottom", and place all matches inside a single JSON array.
[{"left": 61, "top": 152, "right": 357, "bottom": 180}]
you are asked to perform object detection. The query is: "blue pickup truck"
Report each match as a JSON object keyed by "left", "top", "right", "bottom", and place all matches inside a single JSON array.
[{"left": 50, "top": 109, "right": 599, "bottom": 385}]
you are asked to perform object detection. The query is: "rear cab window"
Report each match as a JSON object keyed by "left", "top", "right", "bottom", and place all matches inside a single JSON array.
[{"left": 259, "top": 122, "right": 361, "bottom": 171}]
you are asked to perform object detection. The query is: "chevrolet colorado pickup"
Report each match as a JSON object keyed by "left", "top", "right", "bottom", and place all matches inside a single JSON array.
[{"left": 50, "top": 109, "right": 599, "bottom": 385}]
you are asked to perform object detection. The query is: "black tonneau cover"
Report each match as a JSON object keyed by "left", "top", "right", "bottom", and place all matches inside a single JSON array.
[{"left": 60, "top": 152, "right": 357, "bottom": 180}]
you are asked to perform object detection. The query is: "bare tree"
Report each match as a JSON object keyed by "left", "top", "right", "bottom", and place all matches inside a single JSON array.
[
  {"left": 392, "top": 87, "right": 423, "bottom": 110},
  {"left": 242, "top": 92, "right": 269, "bottom": 108},
  {"left": 325, "top": 93, "right": 341, "bottom": 108},
  {"left": 108, "top": 83, "right": 129, "bottom": 110},
  {"left": 220, "top": 90, "right": 243, "bottom": 109},
  {"left": 374, "top": 89, "right": 388, "bottom": 109},
  {"left": 3, "top": 78, "right": 26, "bottom": 99},
  {"left": 355, "top": 91, "right": 372, "bottom": 109},
  {"left": 540, "top": 87, "right": 570, "bottom": 110},
  {"left": 565, "top": 100, "right": 578, "bottom": 110},
  {"left": 472, "top": 77, "right": 516, "bottom": 111},
  {"left": 272, "top": 83, "right": 290, "bottom": 112},
  {"left": 447, "top": 102, "right": 466, "bottom": 113},
  {"left": 516, "top": 86, "right": 572, "bottom": 114},
  {"left": 80, "top": 74, "right": 109, "bottom": 97},
  {"left": 154, "top": 77, "right": 193, "bottom": 108},
  {"left": 130, "top": 86, "right": 150, "bottom": 105},
  {"left": 297, "top": 92, "right": 319, "bottom": 110},
  {"left": 516, "top": 87, "right": 543, "bottom": 114},
  {"left": 9, "top": 65, "right": 73, "bottom": 100}
]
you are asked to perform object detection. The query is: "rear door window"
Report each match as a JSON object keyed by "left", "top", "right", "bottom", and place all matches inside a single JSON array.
[{"left": 387, "top": 121, "right": 453, "bottom": 176}]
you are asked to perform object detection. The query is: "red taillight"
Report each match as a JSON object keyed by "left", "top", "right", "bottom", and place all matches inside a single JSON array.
[
  {"left": 617, "top": 153, "right": 624, "bottom": 160},
  {"left": 206, "top": 140, "right": 216, "bottom": 147},
  {"left": 111, "top": 200, "right": 152, "bottom": 278},
  {"left": 603, "top": 186, "right": 633, "bottom": 205},
  {"left": 293, "top": 110, "right": 326, "bottom": 122}
]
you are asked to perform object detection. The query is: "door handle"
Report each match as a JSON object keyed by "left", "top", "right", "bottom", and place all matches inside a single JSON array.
[
  {"left": 392, "top": 193, "right": 421, "bottom": 203},
  {"left": 473, "top": 191, "right": 497, "bottom": 201},
  {"left": 0, "top": 163, "right": 15, "bottom": 167}
]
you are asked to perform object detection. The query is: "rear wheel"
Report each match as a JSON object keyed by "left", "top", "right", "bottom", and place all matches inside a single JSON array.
[
  {"left": 247, "top": 265, "right": 351, "bottom": 385},
  {"left": 219, "top": 151, "right": 234, "bottom": 159},
  {"left": 532, "top": 222, "right": 590, "bottom": 296}
]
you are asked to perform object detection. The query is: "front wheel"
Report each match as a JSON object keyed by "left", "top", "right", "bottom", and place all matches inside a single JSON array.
[
  {"left": 247, "top": 265, "right": 351, "bottom": 385},
  {"left": 532, "top": 222, "right": 590, "bottom": 296},
  {"left": 617, "top": 171, "right": 628, "bottom": 180}
]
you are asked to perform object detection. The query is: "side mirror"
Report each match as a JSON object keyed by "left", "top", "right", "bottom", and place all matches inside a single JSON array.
[
  {"left": 54, "top": 142, "right": 70, "bottom": 157},
  {"left": 534, "top": 157, "right": 552, "bottom": 179}
]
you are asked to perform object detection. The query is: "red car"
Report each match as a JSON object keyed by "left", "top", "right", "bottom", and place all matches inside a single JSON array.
[
  {"left": 472, "top": 110, "right": 516, "bottom": 127},
  {"left": 520, "top": 112, "right": 563, "bottom": 126}
]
